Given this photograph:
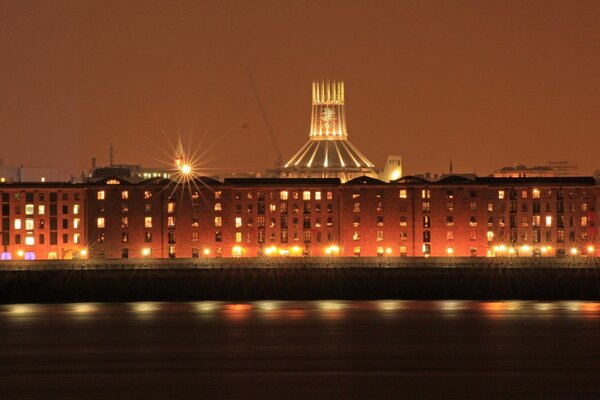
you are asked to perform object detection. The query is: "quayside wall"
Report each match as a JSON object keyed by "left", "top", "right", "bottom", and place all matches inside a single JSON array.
[{"left": 1, "top": 257, "right": 600, "bottom": 303}]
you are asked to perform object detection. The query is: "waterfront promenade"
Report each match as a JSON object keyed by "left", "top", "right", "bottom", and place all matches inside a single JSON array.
[{"left": 1, "top": 257, "right": 600, "bottom": 303}]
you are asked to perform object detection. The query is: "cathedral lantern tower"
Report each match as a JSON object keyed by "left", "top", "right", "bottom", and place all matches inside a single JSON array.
[{"left": 283, "top": 81, "right": 378, "bottom": 182}]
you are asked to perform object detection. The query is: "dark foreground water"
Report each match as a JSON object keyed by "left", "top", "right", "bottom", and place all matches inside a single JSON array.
[{"left": 1, "top": 301, "right": 600, "bottom": 399}]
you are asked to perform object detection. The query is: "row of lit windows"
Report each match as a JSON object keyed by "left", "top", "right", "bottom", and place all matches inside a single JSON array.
[
  {"left": 2, "top": 192, "right": 81, "bottom": 202},
  {"left": 13, "top": 218, "right": 81, "bottom": 230},
  {"left": 234, "top": 190, "right": 333, "bottom": 201},
  {"left": 499, "top": 189, "right": 589, "bottom": 200},
  {"left": 8, "top": 233, "right": 82, "bottom": 245},
  {"left": 97, "top": 190, "right": 154, "bottom": 200}
]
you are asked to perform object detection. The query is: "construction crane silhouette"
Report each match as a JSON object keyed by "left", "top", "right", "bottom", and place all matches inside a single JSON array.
[{"left": 246, "top": 68, "right": 284, "bottom": 177}]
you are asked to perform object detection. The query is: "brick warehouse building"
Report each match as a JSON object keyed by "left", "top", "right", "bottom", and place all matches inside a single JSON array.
[{"left": 0, "top": 175, "right": 597, "bottom": 260}]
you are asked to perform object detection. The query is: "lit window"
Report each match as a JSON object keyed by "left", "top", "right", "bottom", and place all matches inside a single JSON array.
[
  {"left": 168, "top": 216, "right": 175, "bottom": 228},
  {"left": 74, "top": 233, "right": 80, "bottom": 244},
  {"left": 25, "top": 235, "right": 35, "bottom": 246},
  {"left": 399, "top": 216, "right": 407, "bottom": 227},
  {"left": 121, "top": 191, "right": 128, "bottom": 200},
  {"left": 532, "top": 189, "right": 540, "bottom": 199},
  {"left": 73, "top": 204, "right": 80, "bottom": 215},
  {"left": 521, "top": 190, "right": 528, "bottom": 199},
  {"left": 167, "top": 202, "right": 175, "bottom": 213},
  {"left": 422, "top": 202, "right": 430, "bottom": 212},
  {"left": 73, "top": 218, "right": 80, "bottom": 229},
  {"left": 215, "top": 191, "right": 222, "bottom": 199},
  {"left": 269, "top": 204, "right": 276, "bottom": 212},
  {"left": 422, "top": 189, "right": 430, "bottom": 199},
  {"left": 446, "top": 231, "right": 454, "bottom": 240},
  {"left": 487, "top": 231, "right": 494, "bottom": 241},
  {"left": 38, "top": 205, "right": 45, "bottom": 215},
  {"left": 353, "top": 231, "right": 360, "bottom": 240},
  {"left": 470, "top": 202, "right": 477, "bottom": 211},
  {"left": 106, "top": 179, "right": 120, "bottom": 185},
  {"left": 25, "top": 219, "right": 34, "bottom": 230},
  {"left": 214, "top": 203, "right": 222, "bottom": 211},
  {"left": 353, "top": 203, "right": 360, "bottom": 212},
  {"left": 376, "top": 231, "right": 384, "bottom": 241},
  {"left": 446, "top": 216, "right": 454, "bottom": 227},
  {"left": 14, "top": 219, "right": 21, "bottom": 229},
  {"left": 399, "top": 190, "right": 407, "bottom": 199},
  {"left": 145, "top": 217, "right": 152, "bottom": 228},
  {"left": 469, "top": 216, "right": 477, "bottom": 227},
  {"left": 498, "top": 190, "right": 505, "bottom": 199},
  {"left": 581, "top": 216, "right": 588, "bottom": 227},
  {"left": 235, "top": 232, "right": 242, "bottom": 243},
  {"left": 97, "top": 217, "right": 105, "bottom": 228},
  {"left": 532, "top": 215, "right": 541, "bottom": 227},
  {"left": 582, "top": 203, "right": 588, "bottom": 211},
  {"left": 214, "top": 217, "right": 222, "bottom": 227},
  {"left": 235, "top": 217, "right": 242, "bottom": 228},
  {"left": 545, "top": 216, "right": 552, "bottom": 227},
  {"left": 327, "top": 192, "right": 333, "bottom": 200},
  {"left": 97, "top": 191, "right": 105, "bottom": 200},
  {"left": 315, "top": 191, "right": 321, "bottom": 200},
  {"left": 303, "top": 191, "right": 311, "bottom": 201},
  {"left": 144, "top": 191, "right": 152, "bottom": 199},
  {"left": 280, "top": 191, "right": 288, "bottom": 200},
  {"left": 25, "top": 204, "right": 34, "bottom": 215},
  {"left": 121, "top": 217, "right": 128, "bottom": 228}
]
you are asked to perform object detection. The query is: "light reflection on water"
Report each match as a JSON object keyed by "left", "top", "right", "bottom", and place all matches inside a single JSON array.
[{"left": 1, "top": 300, "right": 600, "bottom": 321}]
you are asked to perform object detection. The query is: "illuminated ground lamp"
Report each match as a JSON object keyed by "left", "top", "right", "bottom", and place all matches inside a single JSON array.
[
  {"left": 570, "top": 247, "right": 579, "bottom": 256},
  {"left": 521, "top": 245, "right": 531, "bottom": 256},
  {"left": 386, "top": 247, "right": 393, "bottom": 255},
  {"left": 290, "top": 245, "right": 302, "bottom": 257},
  {"left": 80, "top": 249, "right": 88, "bottom": 258},
  {"left": 587, "top": 246, "right": 595, "bottom": 256},
  {"left": 264, "top": 246, "right": 278, "bottom": 256},
  {"left": 141, "top": 247, "right": 151, "bottom": 257},
  {"left": 540, "top": 247, "right": 548, "bottom": 256},
  {"left": 203, "top": 248, "right": 211, "bottom": 256},
  {"left": 508, "top": 247, "right": 516, "bottom": 255},
  {"left": 232, "top": 246, "right": 243, "bottom": 258},
  {"left": 446, "top": 247, "right": 454, "bottom": 255}
]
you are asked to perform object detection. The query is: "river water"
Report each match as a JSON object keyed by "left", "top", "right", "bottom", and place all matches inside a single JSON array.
[{"left": 1, "top": 300, "right": 600, "bottom": 399}]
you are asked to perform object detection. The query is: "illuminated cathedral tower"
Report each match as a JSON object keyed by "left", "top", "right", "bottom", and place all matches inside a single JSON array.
[{"left": 283, "top": 81, "right": 378, "bottom": 181}]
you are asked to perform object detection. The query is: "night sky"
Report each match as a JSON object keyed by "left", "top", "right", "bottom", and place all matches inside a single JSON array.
[{"left": 1, "top": 0, "right": 600, "bottom": 177}]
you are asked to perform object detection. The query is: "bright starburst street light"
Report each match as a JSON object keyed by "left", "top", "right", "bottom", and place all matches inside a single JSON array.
[{"left": 180, "top": 164, "right": 192, "bottom": 175}]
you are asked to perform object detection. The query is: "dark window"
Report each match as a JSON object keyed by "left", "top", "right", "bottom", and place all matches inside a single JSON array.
[
  {"left": 50, "top": 193, "right": 57, "bottom": 202},
  {"left": 50, "top": 218, "right": 57, "bottom": 231},
  {"left": 50, "top": 232, "right": 57, "bottom": 245},
  {"left": 50, "top": 204, "right": 57, "bottom": 216},
  {"left": 26, "top": 193, "right": 34, "bottom": 202},
  {"left": 121, "top": 248, "right": 129, "bottom": 259},
  {"left": 39, "top": 234, "right": 44, "bottom": 244},
  {"left": 63, "top": 234, "right": 68, "bottom": 244},
  {"left": 15, "top": 234, "right": 21, "bottom": 244},
  {"left": 62, "top": 205, "right": 68, "bottom": 214},
  {"left": 62, "top": 219, "right": 68, "bottom": 229}
]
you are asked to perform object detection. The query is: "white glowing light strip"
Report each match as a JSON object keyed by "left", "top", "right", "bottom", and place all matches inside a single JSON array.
[
  {"left": 285, "top": 140, "right": 312, "bottom": 168},
  {"left": 306, "top": 141, "right": 321, "bottom": 167},
  {"left": 332, "top": 140, "right": 346, "bottom": 167},
  {"left": 339, "top": 141, "right": 362, "bottom": 167},
  {"left": 324, "top": 143, "right": 329, "bottom": 167},
  {"left": 346, "top": 141, "right": 375, "bottom": 167}
]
